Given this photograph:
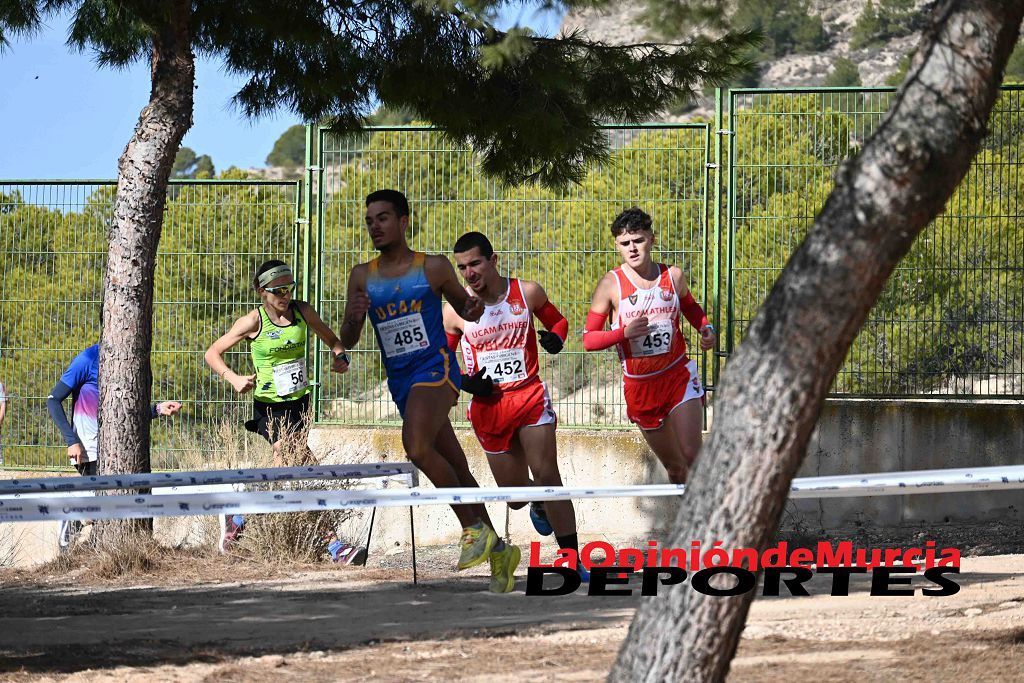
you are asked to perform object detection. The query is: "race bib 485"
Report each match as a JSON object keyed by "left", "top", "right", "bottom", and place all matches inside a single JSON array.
[{"left": 378, "top": 313, "right": 430, "bottom": 358}]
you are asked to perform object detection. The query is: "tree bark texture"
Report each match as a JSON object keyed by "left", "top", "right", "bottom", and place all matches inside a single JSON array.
[
  {"left": 97, "top": 0, "right": 194, "bottom": 536},
  {"left": 612, "top": 1, "right": 1023, "bottom": 681}
]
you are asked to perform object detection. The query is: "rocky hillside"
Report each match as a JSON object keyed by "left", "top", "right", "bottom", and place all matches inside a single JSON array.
[{"left": 560, "top": 0, "right": 929, "bottom": 89}]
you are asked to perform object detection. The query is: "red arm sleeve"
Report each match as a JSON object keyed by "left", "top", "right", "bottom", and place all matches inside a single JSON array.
[
  {"left": 679, "top": 291, "right": 710, "bottom": 331},
  {"left": 583, "top": 310, "right": 626, "bottom": 352},
  {"left": 445, "top": 331, "right": 461, "bottom": 352},
  {"left": 534, "top": 300, "right": 569, "bottom": 341}
]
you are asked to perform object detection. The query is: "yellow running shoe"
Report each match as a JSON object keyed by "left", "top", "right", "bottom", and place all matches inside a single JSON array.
[
  {"left": 489, "top": 543, "right": 522, "bottom": 593},
  {"left": 458, "top": 523, "right": 497, "bottom": 570}
]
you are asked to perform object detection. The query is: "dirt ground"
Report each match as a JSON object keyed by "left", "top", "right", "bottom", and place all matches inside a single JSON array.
[{"left": 2, "top": 525, "right": 1024, "bottom": 683}]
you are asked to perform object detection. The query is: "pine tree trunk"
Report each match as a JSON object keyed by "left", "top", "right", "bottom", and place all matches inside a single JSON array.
[
  {"left": 611, "top": 1, "right": 1023, "bottom": 680},
  {"left": 96, "top": 1, "right": 194, "bottom": 540}
]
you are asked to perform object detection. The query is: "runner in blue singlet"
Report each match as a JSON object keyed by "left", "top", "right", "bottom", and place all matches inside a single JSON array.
[{"left": 339, "top": 189, "right": 521, "bottom": 593}]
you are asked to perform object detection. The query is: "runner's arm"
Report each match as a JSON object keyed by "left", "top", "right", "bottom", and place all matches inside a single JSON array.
[
  {"left": 205, "top": 313, "right": 260, "bottom": 393},
  {"left": 428, "top": 256, "right": 482, "bottom": 322},
  {"left": 671, "top": 267, "right": 716, "bottom": 352},
  {"left": 339, "top": 265, "right": 370, "bottom": 349},
  {"left": 670, "top": 267, "right": 710, "bottom": 331},
  {"left": 441, "top": 302, "right": 464, "bottom": 351},
  {"left": 522, "top": 281, "right": 568, "bottom": 353},
  {"left": 204, "top": 311, "right": 260, "bottom": 380},
  {"left": 46, "top": 381, "right": 80, "bottom": 447},
  {"left": 583, "top": 274, "right": 626, "bottom": 351},
  {"left": 442, "top": 298, "right": 490, "bottom": 395},
  {"left": 297, "top": 301, "right": 349, "bottom": 359},
  {"left": 151, "top": 402, "right": 182, "bottom": 418}
]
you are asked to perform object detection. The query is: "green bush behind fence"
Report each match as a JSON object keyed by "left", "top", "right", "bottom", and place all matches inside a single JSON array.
[{"left": 1, "top": 87, "right": 1021, "bottom": 470}]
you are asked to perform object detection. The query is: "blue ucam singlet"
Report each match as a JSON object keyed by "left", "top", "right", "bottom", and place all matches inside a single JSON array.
[{"left": 366, "top": 251, "right": 453, "bottom": 379}]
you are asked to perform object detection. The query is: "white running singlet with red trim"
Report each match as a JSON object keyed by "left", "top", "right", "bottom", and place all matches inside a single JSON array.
[
  {"left": 460, "top": 278, "right": 540, "bottom": 391},
  {"left": 611, "top": 264, "right": 688, "bottom": 379}
]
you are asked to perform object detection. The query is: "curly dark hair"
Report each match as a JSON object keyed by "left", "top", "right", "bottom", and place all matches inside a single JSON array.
[
  {"left": 610, "top": 207, "right": 653, "bottom": 237},
  {"left": 453, "top": 231, "right": 494, "bottom": 259},
  {"left": 366, "top": 189, "right": 410, "bottom": 217}
]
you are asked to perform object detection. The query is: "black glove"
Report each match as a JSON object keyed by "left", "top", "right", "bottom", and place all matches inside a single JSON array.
[
  {"left": 461, "top": 368, "right": 494, "bottom": 397},
  {"left": 537, "top": 330, "right": 564, "bottom": 354}
]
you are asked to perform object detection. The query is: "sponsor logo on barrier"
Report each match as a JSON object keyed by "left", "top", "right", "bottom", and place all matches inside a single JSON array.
[
  {"left": 526, "top": 541, "right": 962, "bottom": 597},
  {"left": 202, "top": 503, "right": 241, "bottom": 511},
  {"left": 61, "top": 506, "right": 101, "bottom": 514}
]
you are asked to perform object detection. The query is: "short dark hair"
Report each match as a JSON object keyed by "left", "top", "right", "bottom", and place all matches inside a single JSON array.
[
  {"left": 253, "top": 259, "right": 288, "bottom": 290},
  {"left": 366, "top": 189, "right": 410, "bottom": 217},
  {"left": 610, "top": 207, "right": 653, "bottom": 237},
  {"left": 452, "top": 231, "right": 494, "bottom": 259}
]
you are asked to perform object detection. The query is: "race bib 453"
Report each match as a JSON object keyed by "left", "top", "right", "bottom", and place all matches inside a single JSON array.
[{"left": 629, "top": 319, "right": 674, "bottom": 357}]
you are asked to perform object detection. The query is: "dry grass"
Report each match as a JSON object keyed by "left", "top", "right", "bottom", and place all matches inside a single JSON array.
[
  {"left": 0, "top": 524, "right": 24, "bottom": 568},
  {"left": 92, "top": 534, "right": 160, "bottom": 578},
  {"left": 229, "top": 414, "right": 354, "bottom": 564},
  {"left": 176, "top": 410, "right": 355, "bottom": 565},
  {"left": 18, "top": 412, "right": 358, "bottom": 579}
]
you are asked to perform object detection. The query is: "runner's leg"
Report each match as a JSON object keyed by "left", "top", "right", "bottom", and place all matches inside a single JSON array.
[
  {"left": 488, "top": 443, "right": 532, "bottom": 510},
  {"left": 665, "top": 397, "right": 703, "bottom": 471},
  {"left": 638, "top": 422, "right": 689, "bottom": 484},
  {"left": 516, "top": 424, "right": 576, "bottom": 537},
  {"left": 402, "top": 384, "right": 488, "bottom": 529}
]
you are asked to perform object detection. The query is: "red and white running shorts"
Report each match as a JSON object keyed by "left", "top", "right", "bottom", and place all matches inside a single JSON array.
[
  {"left": 467, "top": 380, "right": 556, "bottom": 454},
  {"left": 623, "top": 358, "right": 704, "bottom": 431}
]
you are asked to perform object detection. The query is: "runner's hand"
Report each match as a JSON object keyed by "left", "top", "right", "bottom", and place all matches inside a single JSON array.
[
  {"left": 699, "top": 324, "right": 717, "bottom": 351},
  {"left": 67, "top": 443, "right": 85, "bottom": 464},
  {"left": 623, "top": 316, "right": 651, "bottom": 340},
  {"left": 228, "top": 372, "right": 257, "bottom": 394},
  {"left": 157, "top": 401, "right": 182, "bottom": 417},
  {"left": 537, "top": 330, "right": 564, "bottom": 354},
  {"left": 332, "top": 351, "right": 351, "bottom": 374},
  {"left": 461, "top": 369, "right": 494, "bottom": 397},
  {"left": 348, "top": 289, "right": 371, "bottom": 321},
  {"left": 461, "top": 295, "right": 484, "bottom": 322}
]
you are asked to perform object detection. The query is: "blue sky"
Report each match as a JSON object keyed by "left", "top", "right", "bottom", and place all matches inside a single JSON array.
[{"left": 0, "top": 6, "right": 564, "bottom": 179}]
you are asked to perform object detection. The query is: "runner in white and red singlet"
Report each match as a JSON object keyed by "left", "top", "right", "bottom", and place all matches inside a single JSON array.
[
  {"left": 442, "top": 232, "right": 585, "bottom": 578},
  {"left": 583, "top": 207, "right": 717, "bottom": 484}
]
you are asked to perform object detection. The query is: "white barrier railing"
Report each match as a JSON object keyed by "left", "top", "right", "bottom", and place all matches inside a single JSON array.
[{"left": 3, "top": 464, "right": 1023, "bottom": 523}]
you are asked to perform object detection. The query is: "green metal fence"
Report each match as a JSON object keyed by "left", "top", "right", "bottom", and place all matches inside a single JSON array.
[
  {"left": 1, "top": 87, "right": 1021, "bottom": 471},
  {"left": 726, "top": 86, "right": 1024, "bottom": 397},
  {"left": 0, "top": 179, "right": 303, "bottom": 470},
  {"left": 311, "top": 124, "right": 714, "bottom": 428}
]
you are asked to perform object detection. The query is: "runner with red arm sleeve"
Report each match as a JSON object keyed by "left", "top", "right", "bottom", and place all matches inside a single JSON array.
[
  {"left": 583, "top": 207, "right": 716, "bottom": 485},
  {"left": 443, "top": 231, "right": 587, "bottom": 581}
]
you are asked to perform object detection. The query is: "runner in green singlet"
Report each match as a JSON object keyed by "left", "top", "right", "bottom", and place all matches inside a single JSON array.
[
  {"left": 206, "top": 260, "right": 350, "bottom": 462},
  {"left": 205, "top": 261, "right": 363, "bottom": 561}
]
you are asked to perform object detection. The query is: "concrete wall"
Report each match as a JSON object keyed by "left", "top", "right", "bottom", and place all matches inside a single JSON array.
[
  {"left": 310, "top": 399, "right": 1024, "bottom": 549},
  {"left": 307, "top": 425, "right": 682, "bottom": 553},
  {"left": 0, "top": 487, "right": 212, "bottom": 569},
  {"left": 792, "top": 399, "right": 1024, "bottom": 528},
  {"left": 3, "top": 399, "right": 1021, "bottom": 567}
]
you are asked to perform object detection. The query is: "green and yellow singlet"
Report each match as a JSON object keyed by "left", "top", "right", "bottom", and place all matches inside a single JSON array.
[{"left": 250, "top": 303, "right": 309, "bottom": 403}]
